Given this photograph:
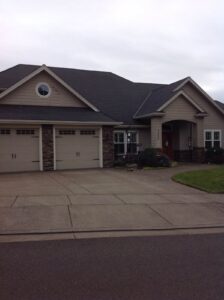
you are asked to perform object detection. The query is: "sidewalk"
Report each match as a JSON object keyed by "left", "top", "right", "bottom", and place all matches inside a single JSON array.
[{"left": 0, "top": 193, "right": 224, "bottom": 237}]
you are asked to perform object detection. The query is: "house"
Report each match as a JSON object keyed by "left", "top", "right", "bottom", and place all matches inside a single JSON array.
[{"left": 0, "top": 64, "right": 223, "bottom": 173}]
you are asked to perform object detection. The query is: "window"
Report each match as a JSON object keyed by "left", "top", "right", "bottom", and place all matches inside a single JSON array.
[
  {"left": 36, "top": 83, "right": 51, "bottom": 97},
  {"left": 16, "top": 129, "right": 35, "bottom": 135},
  {"left": 114, "top": 131, "right": 138, "bottom": 156},
  {"left": 59, "top": 130, "right": 76, "bottom": 135},
  {"left": 0, "top": 129, "right": 10, "bottom": 135},
  {"left": 80, "top": 130, "right": 95, "bottom": 135},
  {"left": 204, "top": 130, "right": 221, "bottom": 149},
  {"left": 114, "top": 131, "right": 125, "bottom": 155},
  {"left": 127, "top": 131, "right": 137, "bottom": 154}
]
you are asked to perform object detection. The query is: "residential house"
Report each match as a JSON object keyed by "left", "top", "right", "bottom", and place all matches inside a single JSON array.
[{"left": 0, "top": 64, "right": 223, "bottom": 172}]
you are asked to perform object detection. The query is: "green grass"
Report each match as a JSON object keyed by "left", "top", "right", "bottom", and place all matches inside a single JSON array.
[{"left": 172, "top": 167, "right": 224, "bottom": 193}]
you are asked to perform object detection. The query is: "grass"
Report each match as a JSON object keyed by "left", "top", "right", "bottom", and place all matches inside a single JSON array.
[{"left": 172, "top": 166, "right": 224, "bottom": 193}]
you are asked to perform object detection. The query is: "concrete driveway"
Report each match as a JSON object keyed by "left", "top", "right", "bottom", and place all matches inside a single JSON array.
[{"left": 0, "top": 164, "right": 224, "bottom": 239}]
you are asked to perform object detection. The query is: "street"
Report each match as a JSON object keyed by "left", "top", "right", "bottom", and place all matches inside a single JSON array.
[{"left": 1, "top": 233, "right": 224, "bottom": 300}]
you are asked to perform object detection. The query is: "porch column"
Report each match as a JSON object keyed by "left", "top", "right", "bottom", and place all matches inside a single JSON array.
[
  {"left": 150, "top": 117, "right": 162, "bottom": 150},
  {"left": 193, "top": 117, "right": 205, "bottom": 162}
]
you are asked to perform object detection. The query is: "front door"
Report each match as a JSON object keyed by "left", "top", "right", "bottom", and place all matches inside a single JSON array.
[{"left": 162, "top": 131, "right": 173, "bottom": 159}]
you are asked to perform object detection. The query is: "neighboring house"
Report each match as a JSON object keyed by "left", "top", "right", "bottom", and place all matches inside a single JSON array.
[{"left": 0, "top": 64, "right": 223, "bottom": 173}]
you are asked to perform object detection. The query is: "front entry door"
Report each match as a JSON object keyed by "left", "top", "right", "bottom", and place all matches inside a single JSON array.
[{"left": 162, "top": 132, "right": 173, "bottom": 159}]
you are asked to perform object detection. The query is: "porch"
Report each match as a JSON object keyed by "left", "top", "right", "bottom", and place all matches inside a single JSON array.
[
  {"left": 150, "top": 117, "right": 205, "bottom": 163},
  {"left": 162, "top": 120, "right": 195, "bottom": 162}
]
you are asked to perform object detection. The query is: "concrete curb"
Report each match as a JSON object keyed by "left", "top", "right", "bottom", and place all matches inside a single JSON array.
[
  {"left": 1, "top": 226, "right": 224, "bottom": 243},
  {"left": 1, "top": 223, "right": 224, "bottom": 236}
]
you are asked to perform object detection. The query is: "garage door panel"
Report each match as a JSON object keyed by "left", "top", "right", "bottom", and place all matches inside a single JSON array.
[
  {"left": 0, "top": 128, "right": 40, "bottom": 173},
  {"left": 56, "top": 128, "right": 100, "bottom": 170}
]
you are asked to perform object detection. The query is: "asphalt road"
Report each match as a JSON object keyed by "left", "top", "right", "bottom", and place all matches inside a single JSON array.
[{"left": 1, "top": 233, "right": 224, "bottom": 300}]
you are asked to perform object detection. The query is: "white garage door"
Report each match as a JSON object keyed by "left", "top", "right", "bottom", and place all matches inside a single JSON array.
[
  {"left": 0, "top": 128, "right": 40, "bottom": 173},
  {"left": 56, "top": 128, "right": 100, "bottom": 170}
]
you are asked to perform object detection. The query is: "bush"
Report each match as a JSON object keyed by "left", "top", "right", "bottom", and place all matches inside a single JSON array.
[
  {"left": 205, "top": 148, "right": 224, "bottom": 164},
  {"left": 138, "top": 148, "right": 171, "bottom": 168},
  {"left": 114, "top": 154, "right": 138, "bottom": 167}
]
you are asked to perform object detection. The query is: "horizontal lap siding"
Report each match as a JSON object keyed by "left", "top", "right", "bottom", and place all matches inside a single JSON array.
[
  {"left": 138, "top": 128, "right": 151, "bottom": 151},
  {"left": 0, "top": 72, "right": 86, "bottom": 107},
  {"left": 162, "top": 95, "right": 197, "bottom": 123},
  {"left": 183, "top": 83, "right": 224, "bottom": 148}
]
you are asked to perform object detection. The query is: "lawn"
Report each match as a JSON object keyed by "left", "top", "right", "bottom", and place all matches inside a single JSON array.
[{"left": 172, "top": 167, "right": 224, "bottom": 193}]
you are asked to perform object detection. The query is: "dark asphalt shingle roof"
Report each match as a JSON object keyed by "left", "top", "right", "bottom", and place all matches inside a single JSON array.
[
  {"left": 0, "top": 105, "right": 116, "bottom": 123},
  {"left": 215, "top": 100, "right": 224, "bottom": 111},
  {"left": 0, "top": 64, "right": 192, "bottom": 123},
  {"left": 134, "top": 78, "right": 189, "bottom": 117}
]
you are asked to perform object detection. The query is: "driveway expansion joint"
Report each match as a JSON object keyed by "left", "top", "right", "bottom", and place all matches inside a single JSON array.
[
  {"left": 146, "top": 204, "right": 175, "bottom": 226},
  {"left": 11, "top": 196, "right": 18, "bottom": 207}
]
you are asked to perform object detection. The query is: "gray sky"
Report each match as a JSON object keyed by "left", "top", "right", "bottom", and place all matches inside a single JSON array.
[{"left": 1, "top": 0, "right": 224, "bottom": 101}]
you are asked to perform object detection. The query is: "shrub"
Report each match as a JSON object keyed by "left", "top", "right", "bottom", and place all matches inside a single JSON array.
[
  {"left": 114, "top": 154, "right": 138, "bottom": 167},
  {"left": 205, "top": 148, "right": 224, "bottom": 164},
  {"left": 138, "top": 148, "right": 171, "bottom": 168}
]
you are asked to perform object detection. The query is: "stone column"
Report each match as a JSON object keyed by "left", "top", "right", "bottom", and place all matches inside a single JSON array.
[
  {"left": 150, "top": 117, "right": 162, "bottom": 150},
  {"left": 103, "top": 126, "right": 114, "bottom": 167},
  {"left": 42, "top": 125, "right": 54, "bottom": 171}
]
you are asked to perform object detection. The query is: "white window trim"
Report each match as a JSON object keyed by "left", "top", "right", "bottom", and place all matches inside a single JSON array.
[
  {"left": 114, "top": 130, "right": 126, "bottom": 155},
  {"left": 53, "top": 126, "right": 56, "bottom": 170},
  {"left": 204, "top": 129, "right": 222, "bottom": 148},
  {"left": 114, "top": 130, "right": 139, "bottom": 156},
  {"left": 39, "top": 126, "right": 43, "bottom": 171},
  {"left": 35, "top": 82, "right": 51, "bottom": 98},
  {"left": 99, "top": 127, "right": 103, "bottom": 168}
]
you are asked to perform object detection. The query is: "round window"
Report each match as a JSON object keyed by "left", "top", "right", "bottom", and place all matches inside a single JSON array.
[{"left": 36, "top": 83, "right": 50, "bottom": 97}]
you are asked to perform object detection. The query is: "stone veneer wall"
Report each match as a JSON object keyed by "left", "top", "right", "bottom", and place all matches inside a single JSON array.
[
  {"left": 174, "top": 150, "right": 193, "bottom": 162},
  {"left": 42, "top": 125, "right": 54, "bottom": 171},
  {"left": 192, "top": 147, "right": 205, "bottom": 163},
  {"left": 103, "top": 126, "right": 114, "bottom": 167}
]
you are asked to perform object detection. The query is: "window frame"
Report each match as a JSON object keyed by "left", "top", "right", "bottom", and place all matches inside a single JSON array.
[
  {"left": 114, "top": 130, "right": 139, "bottom": 156},
  {"left": 204, "top": 129, "right": 222, "bottom": 149},
  {"left": 126, "top": 130, "right": 138, "bottom": 155},
  {"left": 35, "top": 82, "right": 51, "bottom": 98},
  {"left": 114, "top": 130, "right": 126, "bottom": 156}
]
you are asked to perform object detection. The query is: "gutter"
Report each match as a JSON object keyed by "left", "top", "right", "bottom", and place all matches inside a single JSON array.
[{"left": 0, "top": 119, "right": 123, "bottom": 126}]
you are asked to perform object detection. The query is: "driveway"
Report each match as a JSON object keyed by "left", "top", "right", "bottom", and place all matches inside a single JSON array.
[{"left": 0, "top": 164, "right": 224, "bottom": 238}]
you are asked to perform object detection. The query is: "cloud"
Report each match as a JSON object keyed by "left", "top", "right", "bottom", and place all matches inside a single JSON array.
[{"left": 0, "top": 0, "right": 224, "bottom": 101}]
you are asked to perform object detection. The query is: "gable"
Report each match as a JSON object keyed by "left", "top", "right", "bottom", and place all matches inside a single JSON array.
[
  {"left": 162, "top": 94, "right": 198, "bottom": 123},
  {"left": 0, "top": 71, "right": 87, "bottom": 108},
  {"left": 183, "top": 82, "right": 224, "bottom": 129}
]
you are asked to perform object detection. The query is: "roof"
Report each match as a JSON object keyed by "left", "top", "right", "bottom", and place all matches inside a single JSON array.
[
  {"left": 0, "top": 105, "right": 118, "bottom": 124},
  {"left": 134, "top": 77, "right": 189, "bottom": 118},
  {"left": 215, "top": 100, "right": 224, "bottom": 111},
  {"left": 0, "top": 64, "right": 222, "bottom": 124},
  {"left": 0, "top": 64, "right": 165, "bottom": 124}
]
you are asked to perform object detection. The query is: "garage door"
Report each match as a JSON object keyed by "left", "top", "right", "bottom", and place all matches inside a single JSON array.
[
  {"left": 56, "top": 128, "right": 99, "bottom": 170},
  {"left": 0, "top": 128, "right": 40, "bottom": 173}
]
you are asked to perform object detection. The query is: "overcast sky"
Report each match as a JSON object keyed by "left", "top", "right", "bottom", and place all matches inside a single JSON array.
[{"left": 0, "top": 0, "right": 224, "bottom": 101}]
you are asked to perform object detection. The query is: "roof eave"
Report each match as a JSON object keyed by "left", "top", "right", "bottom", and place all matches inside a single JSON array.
[
  {"left": 134, "top": 112, "right": 165, "bottom": 119},
  {"left": 0, "top": 119, "right": 123, "bottom": 125}
]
